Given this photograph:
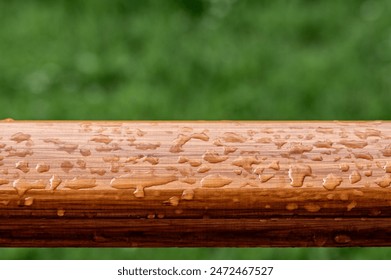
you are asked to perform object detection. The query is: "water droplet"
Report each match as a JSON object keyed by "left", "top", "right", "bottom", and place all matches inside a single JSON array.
[
  {"left": 15, "top": 161, "right": 29, "bottom": 173},
  {"left": 188, "top": 159, "right": 202, "bottom": 167},
  {"left": 347, "top": 200, "right": 357, "bottom": 211},
  {"left": 326, "top": 193, "right": 335, "bottom": 200},
  {"left": 134, "top": 142, "right": 160, "bottom": 150},
  {"left": 288, "top": 164, "right": 312, "bottom": 187},
  {"left": 339, "top": 163, "right": 349, "bottom": 172},
  {"left": 126, "top": 136, "right": 136, "bottom": 144},
  {"left": 157, "top": 213, "right": 165, "bottom": 219},
  {"left": 316, "top": 127, "right": 333, "bottom": 134},
  {"left": 49, "top": 175, "right": 62, "bottom": 190},
  {"left": 349, "top": 171, "right": 361, "bottom": 184},
  {"left": 383, "top": 162, "right": 391, "bottom": 173},
  {"left": 333, "top": 156, "right": 341, "bottom": 162},
  {"left": 222, "top": 132, "right": 247, "bottom": 143},
  {"left": 381, "top": 144, "right": 391, "bottom": 157},
  {"left": 102, "top": 156, "right": 120, "bottom": 163},
  {"left": 224, "top": 146, "right": 237, "bottom": 155},
  {"left": 314, "top": 140, "right": 333, "bottom": 148},
  {"left": 232, "top": 156, "right": 260, "bottom": 173},
  {"left": 90, "top": 168, "right": 106, "bottom": 176},
  {"left": 96, "top": 143, "right": 121, "bottom": 152},
  {"left": 334, "top": 234, "right": 351, "bottom": 244},
  {"left": 43, "top": 138, "right": 62, "bottom": 145},
  {"left": 110, "top": 163, "right": 120, "bottom": 173},
  {"left": 112, "top": 127, "right": 122, "bottom": 134},
  {"left": 234, "top": 169, "right": 242, "bottom": 175},
  {"left": 7, "top": 148, "right": 33, "bottom": 157},
  {"left": 274, "top": 140, "right": 287, "bottom": 149},
  {"left": 323, "top": 173, "right": 343, "bottom": 190},
  {"left": 10, "top": 132, "right": 31, "bottom": 143},
  {"left": 61, "top": 161, "right": 74, "bottom": 173},
  {"left": 177, "top": 156, "right": 188, "bottom": 163},
  {"left": 57, "top": 209, "right": 65, "bottom": 217},
  {"left": 133, "top": 186, "right": 144, "bottom": 198},
  {"left": 80, "top": 148, "right": 91, "bottom": 156},
  {"left": 57, "top": 144, "right": 79, "bottom": 154},
  {"left": 76, "top": 159, "right": 87, "bottom": 169},
  {"left": 375, "top": 174, "right": 391, "bottom": 188},
  {"left": 261, "top": 127, "right": 274, "bottom": 134},
  {"left": 25, "top": 139, "right": 34, "bottom": 147},
  {"left": 364, "top": 170, "right": 372, "bottom": 177},
  {"left": 313, "top": 235, "right": 328, "bottom": 246},
  {"left": 167, "top": 196, "right": 179, "bottom": 206},
  {"left": 110, "top": 172, "right": 177, "bottom": 189},
  {"left": 181, "top": 177, "right": 197, "bottom": 185},
  {"left": 136, "top": 128, "right": 146, "bottom": 137},
  {"left": 256, "top": 137, "right": 272, "bottom": 143},
  {"left": 213, "top": 138, "right": 224, "bottom": 146},
  {"left": 182, "top": 189, "right": 194, "bottom": 200},
  {"left": 289, "top": 142, "right": 313, "bottom": 154},
  {"left": 125, "top": 155, "right": 142, "bottom": 164},
  {"left": 91, "top": 135, "right": 112, "bottom": 144},
  {"left": 352, "top": 189, "right": 364, "bottom": 196},
  {"left": 170, "top": 131, "right": 209, "bottom": 153},
  {"left": 304, "top": 203, "right": 321, "bottom": 212},
  {"left": 355, "top": 129, "right": 381, "bottom": 139},
  {"left": 203, "top": 150, "right": 228, "bottom": 163},
  {"left": 340, "top": 193, "right": 349, "bottom": 201},
  {"left": 147, "top": 213, "right": 155, "bottom": 219},
  {"left": 143, "top": 156, "right": 159, "bottom": 165},
  {"left": 201, "top": 174, "right": 233, "bottom": 188},
  {"left": 247, "top": 129, "right": 258, "bottom": 137},
  {"left": 353, "top": 152, "right": 373, "bottom": 161},
  {"left": 305, "top": 134, "right": 315, "bottom": 140},
  {"left": 13, "top": 179, "right": 46, "bottom": 196},
  {"left": 286, "top": 203, "right": 298, "bottom": 211},
  {"left": 24, "top": 197, "right": 34, "bottom": 206},
  {"left": 177, "top": 167, "right": 192, "bottom": 176},
  {"left": 64, "top": 177, "right": 97, "bottom": 189},
  {"left": 180, "top": 127, "right": 193, "bottom": 133},
  {"left": 310, "top": 155, "right": 323, "bottom": 161},
  {"left": 36, "top": 163, "right": 50, "bottom": 173},
  {"left": 338, "top": 140, "right": 368, "bottom": 149},
  {"left": 268, "top": 161, "right": 280, "bottom": 170},
  {"left": 260, "top": 174, "right": 274, "bottom": 183}
]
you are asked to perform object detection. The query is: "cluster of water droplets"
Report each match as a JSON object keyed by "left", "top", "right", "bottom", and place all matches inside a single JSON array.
[{"left": 0, "top": 120, "right": 390, "bottom": 234}]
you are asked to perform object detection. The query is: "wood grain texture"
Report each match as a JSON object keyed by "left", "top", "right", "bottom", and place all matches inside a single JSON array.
[{"left": 1, "top": 120, "right": 391, "bottom": 247}]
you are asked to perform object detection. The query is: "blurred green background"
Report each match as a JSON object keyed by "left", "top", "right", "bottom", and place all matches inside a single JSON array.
[{"left": 1, "top": 0, "right": 391, "bottom": 259}]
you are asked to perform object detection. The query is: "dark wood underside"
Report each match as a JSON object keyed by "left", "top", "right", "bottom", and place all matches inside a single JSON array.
[{"left": 0, "top": 218, "right": 389, "bottom": 247}]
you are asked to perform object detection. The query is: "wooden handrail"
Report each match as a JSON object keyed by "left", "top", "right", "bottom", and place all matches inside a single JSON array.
[{"left": 0, "top": 120, "right": 391, "bottom": 246}]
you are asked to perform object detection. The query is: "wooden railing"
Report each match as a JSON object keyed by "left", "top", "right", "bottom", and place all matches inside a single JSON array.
[{"left": 0, "top": 120, "right": 390, "bottom": 246}]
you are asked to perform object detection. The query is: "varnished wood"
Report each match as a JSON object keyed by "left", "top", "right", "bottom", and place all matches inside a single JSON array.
[{"left": 0, "top": 120, "right": 391, "bottom": 246}]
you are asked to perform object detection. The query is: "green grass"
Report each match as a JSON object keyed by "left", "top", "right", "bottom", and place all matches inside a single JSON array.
[
  {"left": 2, "top": 248, "right": 391, "bottom": 260},
  {"left": 0, "top": 0, "right": 391, "bottom": 259}
]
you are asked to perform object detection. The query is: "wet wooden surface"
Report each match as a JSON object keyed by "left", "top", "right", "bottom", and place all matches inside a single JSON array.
[{"left": 0, "top": 120, "right": 391, "bottom": 246}]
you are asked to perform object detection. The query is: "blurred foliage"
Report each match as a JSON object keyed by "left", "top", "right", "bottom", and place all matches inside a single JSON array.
[
  {"left": 1, "top": 0, "right": 391, "bottom": 259},
  {"left": 3, "top": 248, "right": 391, "bottom": 260},
  {"left": 1, "top": 0, "right": 391, "bottom": 120}
]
